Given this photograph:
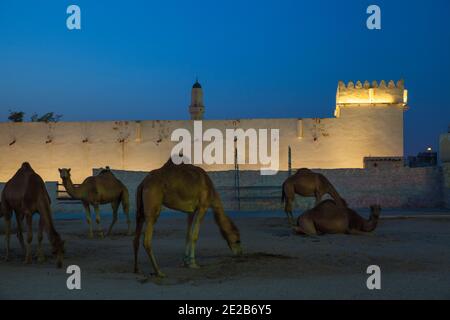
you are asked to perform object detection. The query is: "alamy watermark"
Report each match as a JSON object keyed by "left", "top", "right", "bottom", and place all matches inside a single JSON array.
[
  {"left": 170, "top": 121, "right": 279, "bottom": 175},
  {"left": 66, "top": 5, "right": 81, "bottom": 30},
  {"left": 367, "top": 5, "right": 381, "bottom": 30},
  {"left": 366, "top": 265, "right": 381, "bottom": 290},
  {"left": 66, "top": 5, "right": 381, "bottom": 31},
  {"left": 66, "top": 265, "right": 81, "bottom": 290}
]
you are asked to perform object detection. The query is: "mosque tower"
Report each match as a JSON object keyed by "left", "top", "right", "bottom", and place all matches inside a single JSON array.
[{"left": 189, "top": 79, "right": 205, "bottom": 120}]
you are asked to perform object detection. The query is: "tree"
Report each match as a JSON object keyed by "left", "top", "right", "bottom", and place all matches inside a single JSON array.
[
  {"left": 8, "top": 110, "right": 25, "bottom": 122},
  {"left": 30, "top": 112, "right": 63, "bottom": 123}
]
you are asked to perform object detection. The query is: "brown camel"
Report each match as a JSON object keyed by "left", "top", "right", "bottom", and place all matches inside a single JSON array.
[
  {"left": 134, "top": 159, "right": 242, "bottom": 278},
  {"left": 58, "top": 168, "right": 131, "bottom": 238},
  {"left": 1, "top": 162, "right": 64, "bottom": 268},
  {"left": 282, "top": 168, "right": 344, "bottom": 226},
  {"left": 294, "top": 199, "right": 381, "bottom": 236}
]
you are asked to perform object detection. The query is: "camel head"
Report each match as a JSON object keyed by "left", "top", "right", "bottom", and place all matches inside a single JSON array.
[
  {"left": 58, "top": 168, "right": 71, "bottom": 180},
  {"left": 370, "top": 204, "right": 381, "bottom": 218},
  {"left": 224, "top": 220, "right": 243, "bottom": 256}
]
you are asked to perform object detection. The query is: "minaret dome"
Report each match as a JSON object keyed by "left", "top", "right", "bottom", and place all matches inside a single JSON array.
[{"left": 189, "top": 78, "right": 205, "bottom": 120}]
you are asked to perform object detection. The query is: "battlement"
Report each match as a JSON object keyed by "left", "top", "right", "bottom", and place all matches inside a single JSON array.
[{"left": 336, "top": 79, "right": 407, "bottom": 106}]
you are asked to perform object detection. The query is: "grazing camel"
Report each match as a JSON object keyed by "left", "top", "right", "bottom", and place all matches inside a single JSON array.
[
  {"left": 1, "top": 162, "right": 64, "bottom": 268},
  {"left": 58, "top": 168, "right": 131, "bottom": 238},
  {"left": 294, "top": 199, "right": 381, "bottom": 236},
  {"left": 134, "top": 159, "right": 242, "bottom": 278},
  {"left": 282, "top": 168, "right": 344, "bottom": 226}
]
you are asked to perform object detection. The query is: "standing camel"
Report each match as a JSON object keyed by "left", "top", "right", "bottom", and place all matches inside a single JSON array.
[
  {"left": 294, "top": 199, "right": 381, "bottom": 236},
  {"left": 1, "top": 162, "right": 64, "bottom": 268},
  {"left": 58, "top": 168, "right": 131, "bottom": 238},
  {"left": 134, "top": 159, "right": 242, "bottom": 278},
  {"left": 281, "top": 168, "right": 344, "bottom": 226}
]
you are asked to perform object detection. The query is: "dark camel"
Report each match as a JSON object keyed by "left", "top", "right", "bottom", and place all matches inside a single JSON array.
[
  {"left": 134, "top": 159, "right": 242, "bottom": 278},
  {"left": 282, "top": 168, "right": 344, "bottom": 225},
  {"left": 1, "top": 162, "right": 64, "bottom": 268},
  {"left": 58, "top": 168, "right": 131, "bottom": 238},
  {"left": 294, "top": 199, "right": 381, "bottom": 236}
]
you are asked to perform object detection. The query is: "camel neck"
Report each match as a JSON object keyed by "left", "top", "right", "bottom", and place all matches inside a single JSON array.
[{"left": 62, "top": 177, "right": 83, "bottom": 199}]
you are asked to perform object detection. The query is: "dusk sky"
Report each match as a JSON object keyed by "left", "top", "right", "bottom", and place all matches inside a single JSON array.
[{"left": 1, "top": 0, "right": 449, "bottom": 156}]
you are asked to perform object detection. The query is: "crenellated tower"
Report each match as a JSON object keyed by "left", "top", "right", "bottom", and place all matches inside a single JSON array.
[
  {"left": 335, "top": 79, "right": 408, "bottom": 117},
  {"left": 189, "top": 79, "right": 205, "bottom": 120}
]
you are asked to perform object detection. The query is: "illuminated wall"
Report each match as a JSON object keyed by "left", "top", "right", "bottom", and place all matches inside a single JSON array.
[{"left": 0, "top": 80, "right": 407, "bottom": 183}]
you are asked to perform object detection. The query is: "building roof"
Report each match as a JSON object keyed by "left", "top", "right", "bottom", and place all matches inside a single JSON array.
[{"left": 192, "top": 80, "right": 202, "bottom": 89}]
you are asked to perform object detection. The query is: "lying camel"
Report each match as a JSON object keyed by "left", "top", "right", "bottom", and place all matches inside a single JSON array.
[
  {"left": 294, "top": 199, "right": 381, "bottom": 236},
  {"left": 134, "top": 159, "right": 242, "bottom": 278},
  {"left": 1, "top": 162, "right": 64, "bottom": 267},
  {"left": 58, "top": 168, "right": 131, "bottom": 238},
  {"left": 282, "top": 168, "right": 344, "bottom": 226}
]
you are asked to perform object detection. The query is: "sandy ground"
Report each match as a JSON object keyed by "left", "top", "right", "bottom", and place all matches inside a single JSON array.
[{"left": 0, "top": 210, "right": 450, "bottom": 300}]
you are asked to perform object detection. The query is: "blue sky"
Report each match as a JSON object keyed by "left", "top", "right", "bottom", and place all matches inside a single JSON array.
[{"left": 0, "top": 0, "right": 449, "bottom": 156}]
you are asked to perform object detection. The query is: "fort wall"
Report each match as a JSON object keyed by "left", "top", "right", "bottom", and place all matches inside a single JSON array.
[{"left": 0, "top": 106, "right": 404, "bottom": 183}]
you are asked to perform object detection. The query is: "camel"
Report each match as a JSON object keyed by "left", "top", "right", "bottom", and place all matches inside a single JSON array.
[
  {"left": 133, "top": 159, "right": 242, "bottom": 278},
  {"left": 294, "top": 199, "right": 381, "bottom": 236},
  {"left": 58, "top": 168, "right": 131, "bottom": 238},
  {"left": 1, "top": 162, "right": 64, "bottom": 268},
  {"left": 281, "top": 168, "right": 344, "bottom": 226}
]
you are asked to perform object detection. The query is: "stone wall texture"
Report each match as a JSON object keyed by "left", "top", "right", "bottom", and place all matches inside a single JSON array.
[
  {"left": 0, "top": 166, "right": 444, "bottom": 215},
  {"left": 0, "top": 103, "right": 404, "bottom": 183}
]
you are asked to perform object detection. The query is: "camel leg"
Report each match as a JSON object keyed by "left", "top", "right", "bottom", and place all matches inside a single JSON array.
[
  {"left": 133, "top": 213, "right": 145, "bottom": 274},
  {"left": 284, "top": 198, "right": 295, "bottom": 227},
  {"left": 143, "top": 211, "right": 165, "bottom": 278},
  {"left": 294, "top": 217, "right": 318, "bottom": 236},
  {"left": 15, "top": 213, "right": 25, "bottom": 254},
  {"left": 83, "top": 202, "right": 94, "bottom": 239},
  {"left": 4, "top": 215, "right": 12, "bottom": 261},
  {"left": 186, "top": 207, "right": 207, "bottom": 269},
  {"left": 107, "top": 200, "right": 119, "bottom": 236},
  {"left": 314, "top": 191, "right": 322, "bottom": 206},
  {"left": 25, "top": 213, "right": 33, "bottom": 264},
  {"left": 120, "top": 195, "right": 132, "bottom": 236},
  {"left": 183, "top": 214, "right": 195, "bottom": 266},
  {"left": 93, "top": 205, "right": 104, "bottom": 239},
  {"left": 37, "top": 216, "right": 46, "bottom": 263},
  {"left": 124, "top": 208, "right": 132, "bottom": 236}
]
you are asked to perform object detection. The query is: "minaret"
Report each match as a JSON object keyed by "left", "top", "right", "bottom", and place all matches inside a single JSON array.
[{"left": 189, "top": 79, "right": 205, "bottom": 120}]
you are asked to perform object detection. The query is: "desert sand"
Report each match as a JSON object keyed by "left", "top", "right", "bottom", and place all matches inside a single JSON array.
[{"left": 0, "top": 209, "right": 449, "bottom": 300}]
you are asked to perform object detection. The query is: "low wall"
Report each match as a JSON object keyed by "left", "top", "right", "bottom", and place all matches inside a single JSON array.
[
  {"left": 58, "top": 166, "right": 445, "bottom": 213},
  {"left": 441, "top": 163, "right": 450, "bottom": 208},
  {"left": 0, "top": 166, "right": 444, "bottom": 215}
]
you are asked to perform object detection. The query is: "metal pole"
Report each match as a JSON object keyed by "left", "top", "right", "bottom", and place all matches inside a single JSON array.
[
  {"left": 234, "top": 145, "right": 240, "bottom": 211},
  {"left": 288, "top": 145, "right": 292, "bottom": 176}
]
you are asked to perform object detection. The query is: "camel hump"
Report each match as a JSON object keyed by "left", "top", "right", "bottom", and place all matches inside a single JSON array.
[
  {"left": 163, "top": 157, "right": 176, "bottom": 167},
  {"left": 296, "top": 168, "right": 313, "bottom": 174},
  {"left": 20, "top": 162, "right": 33, "bottom": 171}
]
